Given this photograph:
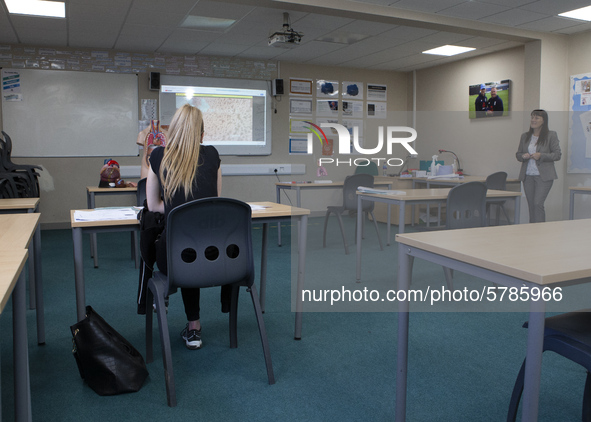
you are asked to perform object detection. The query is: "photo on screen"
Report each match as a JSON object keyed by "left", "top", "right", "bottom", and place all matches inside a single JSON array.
[
  {"left": 469, "top": 79, "right": 510, "bottom": 119},
  {"left": 159, "top": 76, "right": 271, "bottom": 155}
]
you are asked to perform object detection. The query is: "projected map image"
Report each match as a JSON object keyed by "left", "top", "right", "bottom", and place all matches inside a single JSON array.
[{"left": 182, "top": 96, "right": 253, "bottom": 143}]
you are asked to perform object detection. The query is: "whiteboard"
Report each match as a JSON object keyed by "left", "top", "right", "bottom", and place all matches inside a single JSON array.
[{"left": 2, "top": 69, "right": 138, "bottom": 157}]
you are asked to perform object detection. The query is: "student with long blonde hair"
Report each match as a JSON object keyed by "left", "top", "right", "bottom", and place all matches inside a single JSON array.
[{"left": 147, "top": 104, "right": 222, "bottom": 349}]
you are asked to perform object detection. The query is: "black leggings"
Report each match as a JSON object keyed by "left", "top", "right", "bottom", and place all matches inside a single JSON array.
[{"left": 155, "top": 235, "right": 230, "bottom": 322}]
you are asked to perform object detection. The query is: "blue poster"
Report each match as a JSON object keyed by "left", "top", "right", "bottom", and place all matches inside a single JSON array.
[{"left": 568, "top": 73, "right": 591, "bottom": 173}]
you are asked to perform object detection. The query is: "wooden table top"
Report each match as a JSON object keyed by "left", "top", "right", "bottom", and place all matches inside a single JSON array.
[
  {"left": 0, "top": 249, "right": 29, "bottom": 314},
  {"left": 86, "top": 186, "right": 137, "bottom": 193},
  {"left": 396, "top": 218, "right": 591, "bottom": 285},
  {"left": 0, "top": 197, "right": 40, "bottom": 210},
  {"left": 71, "top": 202, "right": 310, "bottom": 228},
  {"left": 0, "top": 213, "right": 40, "bottom": 249},
  {"left": 569, "top": 186, "right": 591, "bottom": 192},
  {"left": 407, "top": 175, "right": 521, "bottom": 184},
  {"left": 357, "top": 188, "right": 521, "bottom": 201},
  {"left": 277, "top": 176, "right": 393, "bottom": 188}
]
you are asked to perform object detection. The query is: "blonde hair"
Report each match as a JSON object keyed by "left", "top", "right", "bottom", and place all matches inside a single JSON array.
[{"left": 159, "top": 104, "right": 204, "bottom": 203}]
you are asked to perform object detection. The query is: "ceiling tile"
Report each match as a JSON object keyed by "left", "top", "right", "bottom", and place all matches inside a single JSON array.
[
  {"left": 125, "top": 8, "right": 186, "bottom": 27},
  {"left": 517, "top": 16, "right": 587, "bottom": 32},
  {"left": 437, "top": 1, "right": 510, "bottom": 20},
  {"left": 390, "top": 0, "right": 466, "bottom": 14},
  {"left": 480, "top": 8, "right": 549, "bottom": 26},
  {"left": 197, "top": 43, "right": 248, "bottom": 56},
  {"left": 189, "top": 0, "right": 255, "bottom": 20}
]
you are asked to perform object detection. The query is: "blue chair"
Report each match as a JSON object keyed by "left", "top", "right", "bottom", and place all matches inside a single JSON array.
[
  {"left": 507, "top": 310, "right": 591, "bottom": 422},
  {"left": 145, "top": 198, "right": 274, "bottom": 407}
]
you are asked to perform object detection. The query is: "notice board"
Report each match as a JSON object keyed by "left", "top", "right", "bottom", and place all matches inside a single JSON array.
[
  {"left": 568, "top": 72, "right": 591, "bottom": 173},
  {"left": 2, "top": 69, "right": 138, "bottom": 157}
]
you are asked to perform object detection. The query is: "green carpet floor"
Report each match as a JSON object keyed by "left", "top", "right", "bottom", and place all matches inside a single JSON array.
[{"left": 0, "top": 216, "right": 586, "bottom": 421}]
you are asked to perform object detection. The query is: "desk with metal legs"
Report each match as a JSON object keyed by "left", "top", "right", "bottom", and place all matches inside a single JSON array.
[
  {"left": 275, "top": 176, "right": 392, "bottom": 245},
  {"left": 568, "top": 186, "right": 591, "bottom": 220},
  {"left": 1, "top": 240, "right": 33, "bottom": 421},
  {"left": 355, "top": 188, "right": 521, "bottom": 282},
  {"left": 71, "top": 202, "right": 310, "bottom": 339},
  {"left": 0, "top": 198, "right": 41, "bottom": 307},
  {"left": 0, "top": 211, "right": 44, "bottom": 345},
  {"left": 407, "top": 176, "right": 521, "bottom": 226},
  {"left": 86, "top": 186, "right": 138, "bottom": 269},
  {"left": 395, "top": 219, "right": 591, "bottom": 421}
]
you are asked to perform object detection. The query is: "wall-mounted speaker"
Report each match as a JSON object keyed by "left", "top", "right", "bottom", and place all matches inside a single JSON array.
[
  {"left": 272, "top": 78, "right": 284, "bottom": 96},
  {"left": 149, "top": 72, "right": 160, "bottom": 91}
]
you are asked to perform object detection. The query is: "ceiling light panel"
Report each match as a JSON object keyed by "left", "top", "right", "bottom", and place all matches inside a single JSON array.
[
  {"left": 422, "top": 45, "right": 476, "bottom": 56},
  {"left": 181, "top": 16, "right": 236, "bottom": 31},
  {"left": 5, "top": 0, "right": 65, "bottom": 18},
  {"left": 559, "top": 5, "right": 591, "bottom": 21}
]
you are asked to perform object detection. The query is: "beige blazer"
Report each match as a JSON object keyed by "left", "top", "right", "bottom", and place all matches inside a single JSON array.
[{"left": 516, "top": 130, "right": 561, "bottom": 182}]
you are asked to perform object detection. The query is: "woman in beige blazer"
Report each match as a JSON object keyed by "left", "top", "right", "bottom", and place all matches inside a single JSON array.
[{"left": 516, "top": 109, "right": 561, "bottom": 223}]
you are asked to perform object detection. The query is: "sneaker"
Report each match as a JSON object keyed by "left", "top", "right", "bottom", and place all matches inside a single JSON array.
[{"left": 180, "top": 324, "right": 202, "bottom": 350}]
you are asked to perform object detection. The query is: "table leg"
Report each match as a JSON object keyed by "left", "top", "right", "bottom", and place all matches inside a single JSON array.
[
  {"left": 569, "top": 190, "right": 575, "bottom": 220},
  {"left": 276, "top": 186, "right": 282, "bottom": 247},
  {"left": 521, "top": 299, "right": 546, "bottom": 421},
  {"left": 356, "top": 195, "right": 363, "bottom": 282},
  {"left": 294, "top": 214, "right": 308, "bottom": 340},
  {"left": 514, "top": 195, "right": 521, "bottom": 225},
  {"left": 13, "top": 270, "right": 32, "bottom": 422},
  {"left": 396, "top": 246, "right": 411, "bottom": 422},
  {"left": 259, "top": 223, "right": 269, "bottom": 313},
  {"left": 72, "top": 227, "right": 86, "bottom": 321},
  {"left": 386, "top": 204, "right": 391, "bottom": 246},
  {"left": 33, "top": 224, "right": 45, "bottom": 345},
  {"left": 89, "top": 193, "right": 99, "bottom": 268},
  {"left": 27, "top": 243, "right": 36, "bottom": 311}
]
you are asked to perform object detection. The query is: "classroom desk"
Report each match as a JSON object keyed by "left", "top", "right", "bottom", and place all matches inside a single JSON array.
[
  {"left": 355, "top": 188, "right": 522, "bottom": 282},
  {"left": 0, "top": 212, "right": 45, "bottom": 345},
  {"left": 568, "top": 186, "right": 591, "bottom": 220},
  {"left": 406, "top": 176, "right": 521, "bottom": 227},
  {"left": 395, "top": 219, "right": 591, "bottom": 421},
  {"left": 275, "top": 176, "right": 392, "bottom": 245},
  {"left": 71, "top": 202, "right": 310, "bottom": 339},
  {"left": 86, "top": 186, "right": 138, "bottom": 269},
  {"left": 0, "top": 198, "right": 41, "bottom": 309},
  {"left": 1, "top": 245, "right": 33, "bottom": 421},
  {"left": 408, "top": 175, "right": 521, "bottom": 189}
]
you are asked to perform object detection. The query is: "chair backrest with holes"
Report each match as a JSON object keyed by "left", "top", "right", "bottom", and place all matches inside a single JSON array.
[
  {"left": 165, "top": 197, "right": 254, "bottom": 289},
  {"left": 446, "top": 181, "right": 487, "bottom": 230},
  {"left": 343, "top": 173, "right": 374, "bottom": 212}
]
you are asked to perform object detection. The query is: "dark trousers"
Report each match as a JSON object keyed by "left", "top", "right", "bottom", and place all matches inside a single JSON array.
[
  {"left": 155, "top": 235, "right": 231, "bottom": 322},
  {"left": 523, "top": 175, "right": 553, "bottom": 223}
]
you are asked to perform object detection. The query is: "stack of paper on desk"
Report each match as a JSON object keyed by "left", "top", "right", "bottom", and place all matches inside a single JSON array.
[
  {"left": 357, "top": 186, "right": 406, "bottom": 195},
  {"left": 427, "top": 174, "right": 462, "bottom": 180},
  {"left": 74, "top": 207, "right": 140, "bottom": 222}
]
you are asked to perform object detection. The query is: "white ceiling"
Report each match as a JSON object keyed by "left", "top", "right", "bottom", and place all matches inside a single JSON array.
[{"left": 0, "top": 0, "right": 590, "bottom": 72}]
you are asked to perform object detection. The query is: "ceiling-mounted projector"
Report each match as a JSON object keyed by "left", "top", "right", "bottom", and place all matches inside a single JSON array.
[{"left": 268, "top": 12, "right": 303, "bottom": 47}]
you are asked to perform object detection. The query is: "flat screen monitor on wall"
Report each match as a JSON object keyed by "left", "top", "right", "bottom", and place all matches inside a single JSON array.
[{"left": 159, "top": 75, "right": 271, "bottom": 155}]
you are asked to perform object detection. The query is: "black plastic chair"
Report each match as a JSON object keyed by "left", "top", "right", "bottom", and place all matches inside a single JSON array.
[
  {"left": 322, "top": 173, "right": 383, "bottom": 255},
  {"left": 442, "top": 182, "right": 487, "bottom": 288},
  {"left": 507, "top": 311, "right": 591, "bottom": 422},
  {"left": 0, "top": 131, "right": 41, "bottom": 197},
  {"left": 145, "top": 198, "right": 274, "bottom": 407},
  {"left": 485, "top": 171, "right": 510, "bottom": 225},
  {"left": 136, "top": 177, "right": 147, "bottom": 207}
]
